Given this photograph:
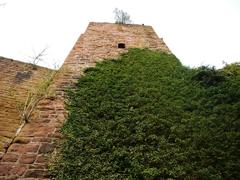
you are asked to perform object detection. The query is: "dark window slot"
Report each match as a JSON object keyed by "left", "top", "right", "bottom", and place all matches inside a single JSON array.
[{"left": 118, "top": 43, "right": 125, "bottom": 48}]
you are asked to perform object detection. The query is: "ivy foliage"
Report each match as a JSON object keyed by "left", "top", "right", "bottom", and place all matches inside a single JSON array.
[{"left": 50, "top": 49, "right": 240, "bottom": 179}]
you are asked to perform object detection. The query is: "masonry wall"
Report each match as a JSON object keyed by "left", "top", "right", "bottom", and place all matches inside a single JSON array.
[
  {"left": 52, "top": 22, "right": 171, "bottom": 92},
  {"left": 0, "top": 22, "right": 171, "bottom": 179},
  {"left": 0, "top": 57, "right": 54, "bottom": 155}
]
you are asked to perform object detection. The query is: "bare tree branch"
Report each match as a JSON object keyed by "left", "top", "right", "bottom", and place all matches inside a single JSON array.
[
  {"left": 28, "top": 47, "right": 48, "bottom": 69},
  {"left": 113, "top": 8, "right": 132, "bottom": 24}
]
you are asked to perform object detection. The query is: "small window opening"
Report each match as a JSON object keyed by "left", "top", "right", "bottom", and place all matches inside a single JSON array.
[{"left": 118, "top": 43, "right": 125, "bottom": 48}]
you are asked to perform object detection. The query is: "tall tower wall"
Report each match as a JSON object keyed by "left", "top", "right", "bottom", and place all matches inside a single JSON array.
[{"left": 0, "top": 22, "right": 171, "bottom": 179}]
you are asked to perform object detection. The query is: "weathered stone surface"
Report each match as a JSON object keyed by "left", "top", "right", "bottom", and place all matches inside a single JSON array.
[
  {"left": 33, "top": 127, "right": 54, "bottom": 137},
  {"left": 8, "top": 144, "right": 39, "bottom": 153},
  {"left": 48, "top": 131, "right": 62, "bottom": 138},
  {"left": 35, "top": 155, "right": 46, "bottom": 164},
  {"left": 19, "top": 154, "right": 36, "bottom": 164},
  {"left": 0, "top": 22, "right": 171, "bottom": 179},
  {"left": 11, "top": 165, "right": 27, "bottom": 176},
  {"left": 0, "top": 57, "right": 54, "bottom": 153},
  {"left": 2, "top": 153, "right": 19, "bottom": 162},
  {"left": 39, "top": 143, "right": 54, "bottom": 154},
  {"left": 0, "top": 164, "right": 12, "bottom": 176},
  {"left": 24, "top": 170, "right": 49, "bottom": 178}
]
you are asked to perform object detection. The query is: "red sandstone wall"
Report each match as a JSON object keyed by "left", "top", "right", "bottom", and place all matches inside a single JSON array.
[
  {"left": 0, "top": 22, "right": 171, "bottom": 179},
  {"left": 0, "top": 57, "right": 54, "bottom": 154},
  {"left": 53, "top": 22, "right": 171, "bottom": 91}
]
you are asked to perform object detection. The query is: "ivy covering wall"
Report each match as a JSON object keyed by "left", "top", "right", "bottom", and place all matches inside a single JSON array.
[{"left": 50, "top": 49, "right": 240, "bottom": 179}]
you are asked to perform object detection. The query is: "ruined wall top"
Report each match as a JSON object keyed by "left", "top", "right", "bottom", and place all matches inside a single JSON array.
[
  {"left": 52, "top": 22, "right": 171, "bottom": 92},
  {"left": 64, "top": 22, "right": 171, "bottom": 66}
]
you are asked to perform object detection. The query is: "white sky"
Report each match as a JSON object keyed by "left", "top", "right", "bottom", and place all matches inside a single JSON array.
[{"left": 0, "top": 0, "right": 240, "bottom": 69}]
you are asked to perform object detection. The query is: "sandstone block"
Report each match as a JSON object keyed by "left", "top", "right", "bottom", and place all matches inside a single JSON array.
[
  {"left": 2, "top": 153, "right": 19, "bottom": 162},
  {"left": 35, "top": 155, "right": 46, "bottom": 164},
  {"left": 8, "top": 143, "right": 39, "bottom": 153},
  {"left": 0, "top": 164, "right": 12, "bottom": 176},
  {"left": 19, "top": 154, "right": 36, "bottom": 164},
  {"left": 11, "top": 165, "right": 27, "bottom": 176}
]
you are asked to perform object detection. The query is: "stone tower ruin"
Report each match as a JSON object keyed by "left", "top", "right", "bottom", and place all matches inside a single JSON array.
[{"left": 0, "top": 22, "right": 171, "bottom": 179}]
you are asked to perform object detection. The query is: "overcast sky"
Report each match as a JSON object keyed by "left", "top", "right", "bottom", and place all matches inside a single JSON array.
[{"left": 0, "top": 0, "right": 240, "bottom": 69}]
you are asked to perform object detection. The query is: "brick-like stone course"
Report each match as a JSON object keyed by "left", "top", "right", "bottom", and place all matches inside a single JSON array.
[
  {"left": 0, "top": 57, "right": 54, "bottom": 153},
  {"left": 0, "top": 22, "right": 171, "bottom": 179},
  {"left": 2, "top": 153, "right": 19, "bottom": 162}
]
